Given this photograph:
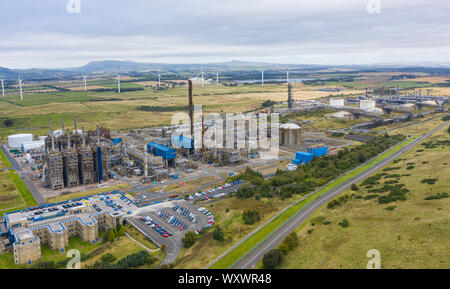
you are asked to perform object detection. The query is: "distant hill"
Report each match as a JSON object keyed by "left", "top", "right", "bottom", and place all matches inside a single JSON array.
[
  {"left": 1, "top": 60, "right": 450, "bottom": 81},
  {"left": 0, "top": 66, "right": 15, "bottom": 78}
]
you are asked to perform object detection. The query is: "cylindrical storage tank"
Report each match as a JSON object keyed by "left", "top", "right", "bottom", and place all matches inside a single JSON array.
[
  {"left": 8, "top": 133, "right": 33, "bottom": 148},
  {"left": 360, "top": 100, "right": 376, "bottom": 110},
  {"left": 330, "top": 98, "right": 344, "bottom": 108}
]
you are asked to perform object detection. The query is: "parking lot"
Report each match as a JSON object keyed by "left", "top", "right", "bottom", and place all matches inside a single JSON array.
[
  {"left": 126, "top": 199, "right": 213, "bottom": 264},
  {"left": 188, "top": 180, "right": 243, "bottom": 202}
]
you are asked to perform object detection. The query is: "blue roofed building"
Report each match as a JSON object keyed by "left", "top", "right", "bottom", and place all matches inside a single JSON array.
[{"left": 147, "top": 142, "right": 176, "bottom": 160}]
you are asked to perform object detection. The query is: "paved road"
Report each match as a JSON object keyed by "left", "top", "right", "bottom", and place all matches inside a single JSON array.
[
  {"left": 126, "top": 216, "right": 180, "bottom": 265},
  {"left": 1, "top": 145, "right": 47, "bottom": 205},
  {"left": 231, "top": 122, "right": 448, "bottom": 269}
]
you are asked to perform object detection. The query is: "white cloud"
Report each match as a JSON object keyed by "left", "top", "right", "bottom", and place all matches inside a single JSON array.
[{"left": 0, "top": 0, "right": 449, "bottom": 68}]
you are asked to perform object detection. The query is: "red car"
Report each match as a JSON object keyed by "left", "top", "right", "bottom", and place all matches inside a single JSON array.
[{"left": 162, "top": 234, "right": 169, "bottom": 238}]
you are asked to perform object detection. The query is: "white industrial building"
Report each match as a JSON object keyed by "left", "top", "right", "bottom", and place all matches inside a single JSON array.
[
  {"left": 8, "top": 134, "right": 33, "bottom": 148},
  {"left": 329, "top": 98, "right": 344, "bottom": 108},
  {"left": 360, "top": 99, "right": 376, "bottom": 110},
  {"left": 21, "top": 140, "right": 45, "bottom": 153}
]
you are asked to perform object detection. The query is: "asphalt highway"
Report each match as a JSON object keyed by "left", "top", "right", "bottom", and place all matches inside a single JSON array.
[{"left": 231, "top": 122, "right": 448, "bottom": 269}]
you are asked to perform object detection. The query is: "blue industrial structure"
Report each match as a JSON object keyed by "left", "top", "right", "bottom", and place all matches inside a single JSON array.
[
  {"left": 292, "top": 151, "right": 314, "bottom": 165},
  {"left": 97, "top": 147, "right": 103, "bottom": 182},
  {"left": 171, "top": 134, "right": 193, "bottom": 149},
  {"left": 147, "top": 142, "right": 176, "bottom": 160},
  {"left": 111, "top": 138, "right": 123, "bottom": 145},
  {"left": 307, "top": 145, "right": 328, "bottom": 157}
]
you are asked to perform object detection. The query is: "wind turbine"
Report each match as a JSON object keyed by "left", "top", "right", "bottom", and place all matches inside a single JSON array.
[
  {"left": 18, "top": 75, "right": 23, "bottom": 100},
  {"left": 0, "top": 79, "right": 4, "bottom": 97},
  {"left": 157, "top": 68, "right": 161, "bottom": 88},
  {"left": 83, "top": 75, "right": 87, "bottom": 92},
  {"left": 258, "top": 69, "right": 265, "bottom": 86},
  {"left": 200, "top": 65, "right": 205, "bottom": 88},
  {"left": 116, "top": 74, "right": 121, "bottom": 93}
]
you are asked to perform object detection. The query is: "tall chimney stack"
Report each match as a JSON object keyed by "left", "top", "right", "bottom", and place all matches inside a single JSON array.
[
  {"left": 288, "top": 84, "right": 293, "bottom": 109},
  {"left": 82, "top": 127, "right": 85, "bottom": 147},
  {"left": 96, "top": 125, "right": 100, "bottom": 145},
  {"left": 188, "top": 80, "right": 194, "bottom": 139},
  {"left": 67, "top": 128, "right": 71, "bottom": 149}
]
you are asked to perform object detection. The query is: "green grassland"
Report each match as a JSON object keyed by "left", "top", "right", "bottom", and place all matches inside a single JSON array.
[
  {"left": 0, "top": 150, "right": 37, "bottom": 215},
  {"left": 209, "top": 135, "right": 415, "bottom": 269},
  {"left": 279, "top": 123, "right": 450, "bottom": 269}
]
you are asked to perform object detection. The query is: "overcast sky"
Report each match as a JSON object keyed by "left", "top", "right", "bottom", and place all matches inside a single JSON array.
[{"left": 1, "top": 0, "right": 449, "bottom": 69}]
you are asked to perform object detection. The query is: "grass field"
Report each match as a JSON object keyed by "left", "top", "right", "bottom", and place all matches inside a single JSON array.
[
  {"left": 0, "top": 82, "right": 363, "bottom": 139},
  {"left": 0, "top": 149, "right": 37, "bottom": 215},
  {"left": 279, "top": 123, "right": 450, "bottom": 269},
  {"left": 208, "top": 136, "right": 416, "bottom": 268}
]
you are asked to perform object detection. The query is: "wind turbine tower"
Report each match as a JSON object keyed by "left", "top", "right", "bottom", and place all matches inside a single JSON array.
[
  {"left": 116, "top": 74, "right": 121, "bottom": 93},
  {"left": 18, "top": 76, "right": 23, "bottom": 101},
  {"left": 286, "top": 69, "right": 291, "bottom": 84},
  {"left": 258, "top": 69, "right": 265, "bottom": 86},
  {"left": 201, "top": 65, "right": 205, "bottom": 88},
  {"left": 83, "top": 75, "right": 87, "bottom": 92},
  {"left": 216, "top": 72, "right": 219, "bottom": 85},
  {"left": 157, "top": 69, "right": 161, "bottom": 88},
  {"left": 0, "top": 79, "right": 4, "bottom": 97}
]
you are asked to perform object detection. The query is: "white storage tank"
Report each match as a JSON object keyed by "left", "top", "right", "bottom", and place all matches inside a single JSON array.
[
  {"left": 8, "top": 134, "right": 33, "bottom": 148},
  {"left": 329, "top": 98, "right": 344, "bottom": 108},
  {"left": 360, "top": 99, "right": 376, "bottom": 110}
]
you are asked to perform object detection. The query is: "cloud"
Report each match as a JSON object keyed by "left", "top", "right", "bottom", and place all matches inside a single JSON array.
[{"left": 1, "top": 0, "right": 449, "bottom": 68}]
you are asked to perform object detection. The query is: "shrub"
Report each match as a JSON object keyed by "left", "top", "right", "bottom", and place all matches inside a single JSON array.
[
  {"left": 30, "top": 260, "right": 56, "bottom": 269},
  {"left": 4, "top": 119, "right": 13, "bottom": 127},
  {"left": 182, "top": 231, "right": 197, "bottom": 248},
  {"left": 338, "top": 219, "right": 350, "bottom": 228},
  {"left": 385, "top": 206, "right": 396, "bottom": 211},
  {"left": 242, "top": 210, "right": 260, "bottom": 225},
  {"left": 101, "top": 253, "right": 117, "bottom": 263},
  {"left": 278, "top": 243, "right": 290, "bottom": 255},
  {"left": 421, "top": 178, "right": 438, "bottom": 185},
  {"left": 262, "top": 249, "right": 284, "bottom": 269},
  {"left": 351, "top": 183, "right": 359, "bottom": 191},
  {"left": 213, "top": 226, "right": 225, "bottom": 242},
  {"left": 424, "top": 193, "right": 449, "bottom": 201}
]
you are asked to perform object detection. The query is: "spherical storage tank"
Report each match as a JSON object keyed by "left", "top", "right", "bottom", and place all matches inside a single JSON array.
[{"left": 8, "top": 134, "right": 33, "bottom": 148}]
